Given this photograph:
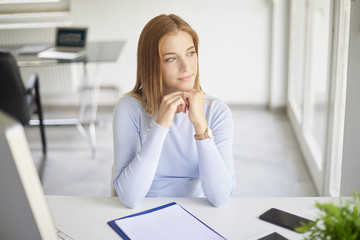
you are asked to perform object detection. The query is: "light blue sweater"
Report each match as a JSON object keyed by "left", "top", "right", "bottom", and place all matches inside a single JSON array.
[{"left": 113, "top": 95, "right": 236, "bottom": 208}]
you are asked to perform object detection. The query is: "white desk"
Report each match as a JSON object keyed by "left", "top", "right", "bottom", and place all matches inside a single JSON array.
[{"left": 47, "top": 196, "right": 340, "bottom": 240}]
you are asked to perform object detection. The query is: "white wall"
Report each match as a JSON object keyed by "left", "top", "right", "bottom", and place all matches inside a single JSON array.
[{"left": 69, "top": 0, "right": 288, "bottom": 106}]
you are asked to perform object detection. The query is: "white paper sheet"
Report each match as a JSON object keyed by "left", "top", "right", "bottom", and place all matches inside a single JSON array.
[{"left": 115, "top": 203, "right": 225, "bottom": 240}]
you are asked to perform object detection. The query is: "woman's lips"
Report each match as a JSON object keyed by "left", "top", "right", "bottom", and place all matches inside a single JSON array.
[{"left": 178, "top": 74, "right": 193, "bottom": 81}]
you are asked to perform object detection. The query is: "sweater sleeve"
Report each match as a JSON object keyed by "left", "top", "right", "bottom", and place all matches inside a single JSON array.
[
  {"left": 197, "top": 100, "right": 236, "bottom": 207},
  {"left": 112, "top": 97, "right": 169, "bottom": 208}
]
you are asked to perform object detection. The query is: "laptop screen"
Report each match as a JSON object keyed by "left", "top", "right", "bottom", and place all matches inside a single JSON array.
[{"left": 56, "top": 28, "right": 87, "bottom": 48}]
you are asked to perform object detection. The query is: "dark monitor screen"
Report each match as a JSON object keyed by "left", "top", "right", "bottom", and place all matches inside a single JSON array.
[
  {"left": 56, "top": 28, "right": 87, "bottom": 47},
  {"left": 0, "top": 111, "right": 57, "bottom": 240}
]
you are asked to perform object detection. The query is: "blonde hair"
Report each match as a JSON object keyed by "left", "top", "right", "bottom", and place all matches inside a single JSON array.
[{"left": 128, "top": 14, "right": 201, "bottom": 117}]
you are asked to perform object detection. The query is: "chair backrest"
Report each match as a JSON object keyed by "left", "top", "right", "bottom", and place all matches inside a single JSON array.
[{"left": 0, "top": 51, "right": 31, "bottom": 124}]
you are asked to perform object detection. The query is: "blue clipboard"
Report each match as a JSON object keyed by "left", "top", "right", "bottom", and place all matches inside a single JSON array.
[{"left": 107, "top": 202, "right": 226, "bottom": 240}]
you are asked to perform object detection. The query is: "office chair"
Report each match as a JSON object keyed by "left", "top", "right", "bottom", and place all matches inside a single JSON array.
[{"left": 0, "top": 50, "right": 47, "bottom": 155}]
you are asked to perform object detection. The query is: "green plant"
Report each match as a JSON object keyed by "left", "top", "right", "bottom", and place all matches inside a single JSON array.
[{"left": 296, "top": 192, "right": 360, "bottom": 240}]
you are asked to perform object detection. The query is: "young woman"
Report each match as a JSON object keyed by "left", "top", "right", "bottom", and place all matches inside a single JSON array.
[{"left": 113, "top": 14, "right": 235, "bottom": 208}]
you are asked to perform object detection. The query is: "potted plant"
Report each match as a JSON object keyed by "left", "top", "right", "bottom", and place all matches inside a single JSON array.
[{"left": 296, "top": 192, "right": 360, "bottom": 240}]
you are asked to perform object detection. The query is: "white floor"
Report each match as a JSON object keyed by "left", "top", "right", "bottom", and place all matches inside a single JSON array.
[{"left": 25, "top": 106, "right": 317, "bottom": 198}]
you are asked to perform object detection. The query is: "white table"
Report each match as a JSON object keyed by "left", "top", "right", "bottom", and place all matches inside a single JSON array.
[{"left": 47, "top": 196, "right": 339, "bottom": 240}]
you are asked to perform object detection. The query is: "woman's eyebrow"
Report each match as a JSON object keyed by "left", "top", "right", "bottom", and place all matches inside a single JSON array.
[{"left": 162, "top": 46, "right": 195, "bottom": 56}]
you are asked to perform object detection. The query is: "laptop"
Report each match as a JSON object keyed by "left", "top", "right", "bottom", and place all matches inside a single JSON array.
[
  {"left": 38, "top": 27, "right": 88, "bottom": 60},
  {"left": 0, "top": 111, "right": 72, "bottom": 240}
]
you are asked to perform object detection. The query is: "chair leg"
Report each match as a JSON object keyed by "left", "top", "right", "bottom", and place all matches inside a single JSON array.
[
  {"left": 34, "top": 77, "right": 47, "bottom": 155},
  {"left": 39, "top": 117, "right": 47, "bottom": 155}
]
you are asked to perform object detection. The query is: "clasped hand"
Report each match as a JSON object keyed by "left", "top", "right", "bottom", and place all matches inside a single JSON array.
[{"left": 156, "top": 90, "right": 207, "bottom": 132}]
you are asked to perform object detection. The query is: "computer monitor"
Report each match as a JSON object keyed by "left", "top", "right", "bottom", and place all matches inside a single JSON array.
[{"left": 0, "top": 111, "right": 57, "bottom": 240}]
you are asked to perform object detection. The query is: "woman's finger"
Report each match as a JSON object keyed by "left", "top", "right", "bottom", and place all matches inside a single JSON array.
[{"left": 157, "top": 94, "right": 186, "bottom": 128}]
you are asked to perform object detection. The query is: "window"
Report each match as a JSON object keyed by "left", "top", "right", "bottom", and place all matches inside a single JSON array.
[
  {"left": 0, "top": 0, "right": 69, "bottom": 14},
  {"left": 288, "top": 0, "right": 307, "bottom": 124},
  {"left": 287, "top": 0, "right": 332, "bottom": 194},
  {"left": 0, "top": 0, "right": 70, "bottom": 24}
]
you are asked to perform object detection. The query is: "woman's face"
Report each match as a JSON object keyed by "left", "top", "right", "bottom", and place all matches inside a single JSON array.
[{"left": 161, "top": 30, "right": 198, "bottom": 95}]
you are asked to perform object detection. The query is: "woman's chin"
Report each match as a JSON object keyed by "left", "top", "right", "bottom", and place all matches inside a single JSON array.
[{"left": 178, "top": 86, "right": 194, "bottom": 92}]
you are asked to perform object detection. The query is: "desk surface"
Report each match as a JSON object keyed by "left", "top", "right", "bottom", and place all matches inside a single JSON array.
[
  {"left": 47, "top": 196, "right": 339, "bottom": 240},
  {"left": 1, "top": 41, "right": 126, "bottom": 66}
]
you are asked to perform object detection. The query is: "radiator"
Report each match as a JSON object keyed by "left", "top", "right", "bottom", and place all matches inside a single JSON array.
[
  {"left": 0, "top": 27, "right": 54, "bottom": 46},
  {"left": 20, "top": 64, "right": 83, "bottom": 95}
]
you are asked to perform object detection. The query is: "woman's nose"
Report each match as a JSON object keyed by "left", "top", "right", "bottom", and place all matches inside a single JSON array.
[{"left": 178, "top": 57, "right": 188, "bottom": 72}]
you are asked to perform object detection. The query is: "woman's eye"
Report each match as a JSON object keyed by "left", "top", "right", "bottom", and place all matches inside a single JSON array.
[
  {"left": 187, "top": 51, "right": 196, "bottom": 57},
  {"left": 165, "top": 57, "right": 176, "bottom": 62}
]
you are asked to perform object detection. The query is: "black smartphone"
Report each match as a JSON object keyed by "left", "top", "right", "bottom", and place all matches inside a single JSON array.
[
  {"left": 259, "top": 208, "right": 313, "bottom": 231},
  {"left": 258, "top": 232, "right": 288, "bottom": 240}
]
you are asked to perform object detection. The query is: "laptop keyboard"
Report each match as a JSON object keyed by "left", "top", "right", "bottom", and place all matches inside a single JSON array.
[{"left": 37, "top": 48, "right": 84, "bottom": 60}]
